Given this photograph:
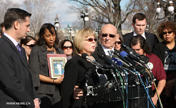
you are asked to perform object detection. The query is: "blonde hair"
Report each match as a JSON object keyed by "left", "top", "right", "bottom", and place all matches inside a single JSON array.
[{"left": 74, "top": 28, "right": 95, "bottom": 54}]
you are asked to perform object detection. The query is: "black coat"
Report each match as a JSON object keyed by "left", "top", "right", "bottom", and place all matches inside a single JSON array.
[
  {"left": 152, "top": 41, "right": 166, "bottom": 65},
  {"left": 61, "top": 55, "right": 99, "bottom": 108},
  {"left": 0, "top": 35, "right": 38, "bottom": 108},
  {"left": 123, "top": 32, "right": 159, "bottom": 50}
]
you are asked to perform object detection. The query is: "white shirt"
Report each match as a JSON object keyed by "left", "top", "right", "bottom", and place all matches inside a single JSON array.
[
  {"left": 4, "top": 32, "right": 19, "bottom": 47},
  {"left": 133, "top": 31, "right": 146, "bottom": 39},
  {"left": 97, "top": 45, "right": 114, "bottom": 84},
  {"left": 101, "top": 44, "right": 114, "bottom": 56}
]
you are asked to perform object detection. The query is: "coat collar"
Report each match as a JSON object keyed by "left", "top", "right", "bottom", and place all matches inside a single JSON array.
[{"left": 1, "top": 34, "right": 30, "bottom": 72}]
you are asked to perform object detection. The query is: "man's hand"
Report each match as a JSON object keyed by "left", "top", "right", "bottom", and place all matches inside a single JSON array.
[
  {"left": 33, "top": 98, "right": 40, "bottom": 108},
  {"left": 73, "top": 85, "right": 83, "bottom": 99},
  {"left": 151, "top": 95, "right": 158, "bottom": 105}
]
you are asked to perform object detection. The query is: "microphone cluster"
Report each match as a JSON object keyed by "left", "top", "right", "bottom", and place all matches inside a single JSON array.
[
  {"left": 82, "top": 43, "right": 156, "bottom": 85},
  {"left": 81, "top": 45, "right": 156, "bottom": 106}
]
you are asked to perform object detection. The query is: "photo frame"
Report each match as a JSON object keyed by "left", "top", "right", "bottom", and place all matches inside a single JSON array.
[{"left": 47, "top": 54, "right": 67, "bottom": 78}]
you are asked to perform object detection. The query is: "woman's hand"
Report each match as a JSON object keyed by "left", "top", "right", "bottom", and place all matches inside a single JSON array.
[
  {"left": 73, "top": 85, "right": 83, "bottom": 99},
  {"left": 53, "top": 75, "right": 64, "bottom": 84}
]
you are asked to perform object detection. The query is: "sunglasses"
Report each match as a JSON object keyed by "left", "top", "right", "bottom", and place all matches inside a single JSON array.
[
  {"left": 85, "top": 38, "right": 97, "bottom": 42},
  {"left": 25, "top": 44, "right": 35, "bottom": 48},
  {"left": 163, "top": 31, "right": 173, "bottom": 35},
  {"left": 114, "top": 41, "right": 122, "bottom": 44},
  {"left": 63, "top": 46, "right": 72, "bottom": 50},
  {"left": 102, "top": 33, "right": 116, "bottom": 38}
]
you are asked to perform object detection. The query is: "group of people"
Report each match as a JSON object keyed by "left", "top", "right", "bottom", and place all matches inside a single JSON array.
[{"left": 0, "top": 7, "right": 175, "bottom": 108}]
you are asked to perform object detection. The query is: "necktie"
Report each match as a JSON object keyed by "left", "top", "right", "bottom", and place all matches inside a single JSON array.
[
  {"left": 108, "top": 50, "right": 113, "bottom": 57},
  {"left": 16, "top": 44, "right": 22, "bottom": 56}
]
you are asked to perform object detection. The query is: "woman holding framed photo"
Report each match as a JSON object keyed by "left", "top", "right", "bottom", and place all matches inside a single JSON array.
[{"left": 30, "top": 23, "right": 64, "bottom": 108}]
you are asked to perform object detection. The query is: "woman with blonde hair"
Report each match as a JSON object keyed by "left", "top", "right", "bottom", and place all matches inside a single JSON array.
[{"left": 61, "top": 28, "right": 99, "bottom": 108}]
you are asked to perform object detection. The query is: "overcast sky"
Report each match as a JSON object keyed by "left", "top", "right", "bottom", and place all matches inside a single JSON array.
[{"left": 12, "top": 0, "right": 128, "bottom": 28}]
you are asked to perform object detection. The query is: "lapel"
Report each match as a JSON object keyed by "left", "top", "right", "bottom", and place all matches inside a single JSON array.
[
  {"left": 128, "top": 32, "right": 133, "bottom": 44},
  {"left": 97, "top": 45, "right": 105, "bottom": 55},
  {"left": 145, "top": 32, "right": 150, "bottom": 42},
  {"left": 93, "top": 44, "right": 106, "bottom": 65},
  {"left": 2, "top": 35, "right": 30, "bottom": 72},
  {"left": 40, "top": 45, "right": 48, "bottom": 62}
]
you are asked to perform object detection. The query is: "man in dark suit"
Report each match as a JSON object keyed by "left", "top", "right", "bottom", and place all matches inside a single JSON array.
[
  {"left": 92, "top": 24, "right": 123, "bottom": 108},
  {"left": 0, "top": 8, "right": 40, "bottom": 108},
  {"left": 93, "top": 24, "right": 119, "bottom": 84},
  {"left": 123, "top": 13, "right": 159, "bottom": 50}
]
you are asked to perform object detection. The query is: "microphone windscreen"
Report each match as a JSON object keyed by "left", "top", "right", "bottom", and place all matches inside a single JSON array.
[
  {"left": 112, "top": 58, "right": 123, "bottom": 66},
  {"left": 82, "top": 53, "right": 88, "bottom": 59},
  {"left": 120, "top": 51, "right": 128, "bottom": 58}
]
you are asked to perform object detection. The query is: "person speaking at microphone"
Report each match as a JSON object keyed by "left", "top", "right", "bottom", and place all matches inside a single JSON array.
[
  {"left": 61, "top": 28, "right": 99, "bottom": 108},
  {"left": 130, "top": 35, "right": 166, "bottom": 106},
  {"left": 74, "top": 24, "right": 123, "bottom": 108}
]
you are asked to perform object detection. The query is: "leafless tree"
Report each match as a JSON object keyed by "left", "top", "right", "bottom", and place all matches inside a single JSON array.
[
  {"left": 0, "top": 0, "right": 20, "bottom": 23},
  {"left": 23, "top": 0, "right": 55, "bottom": 37},
  {"left": 69, "top": 0, "right": 137, "bottom": 32},
  {"left": 127, "top": 0, "right": 160, "bottom": 34}
]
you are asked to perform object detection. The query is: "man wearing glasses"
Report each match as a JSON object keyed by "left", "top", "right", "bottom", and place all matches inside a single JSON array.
[
  {"left": 123, "top": 13, "right": 159, "bottom": 50},
  {"left": 92, "top": 24, "right": 123, "bottom": 108}
]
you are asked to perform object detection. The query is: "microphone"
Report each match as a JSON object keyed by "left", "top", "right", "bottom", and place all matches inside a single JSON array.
[
  {"left": 119, "top": 51, "right": 149, "bottom": 76},
  {"left": 121, "top": 43, "right": 149, "bottom": 64},
  {"left": 121, "top": 43, "right": 140, "bottom": 57},
  {"left": 82, "top": 53, "right": 104, "bottom": 69},
  {"left": 81, "top": 53, "right": 96, "bottom": 79},
  {"left": 112, "top": 57, "right": 138, "bottom": 76},
  {"left": 114, "top": 50, "right": 132, "bottom": 66},
  {"left": 120, "top": 51, "right": 136, "bottom": 67},
  {"left": 97, "top": 52, "right": 123, "bottom": 72},
  {"left": 112, "top": 57, "right": 123, "bottom": 66}
]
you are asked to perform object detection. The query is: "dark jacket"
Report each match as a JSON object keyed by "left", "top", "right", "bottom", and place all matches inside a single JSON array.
[
  {"left": 30, "top": 45, "right": 64, "bottom": 94},
  {"left": 0, "top": 35, "right": 38, "bottom": 108},
  {"left": 61, "top": 55, "right": 99, "bottom": 108},
  {"left": 123, "top": 32, "right": 159, "bottom": 50},
  {"left": 152, "top": 41, "right": 166, "bottom": 65}
]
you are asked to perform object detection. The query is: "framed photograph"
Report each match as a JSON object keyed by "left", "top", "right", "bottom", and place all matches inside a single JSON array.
[{"left": 47, "top": 54, "right": 67, "bottom": 78}]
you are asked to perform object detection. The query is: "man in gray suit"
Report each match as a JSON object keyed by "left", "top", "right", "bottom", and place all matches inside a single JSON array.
[
  {"left": 0, "top": 8, "right": 40, "bottom": 108},
  {"left": 123, "top": 13, "right": 159, "bottom": 50}
]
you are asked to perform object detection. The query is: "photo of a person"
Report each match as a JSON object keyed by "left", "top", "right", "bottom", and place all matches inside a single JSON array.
[{"left": 54, "top": 61, "right": 64, "bottom": 75}]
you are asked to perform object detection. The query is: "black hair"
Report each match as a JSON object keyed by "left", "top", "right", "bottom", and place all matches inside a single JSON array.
[
  {"left": 130, "top": 35, "right": 151, "bottom": 55},
  {"left": 20, "top": 35, "right": 35, "bottom": 45},
  {"left": 4, "top": 8, "right": 31, "bottom": 30},
  {"left": 132, "top": 13, "right": 146, "bottom": 24},
  {"left": 0, "top": 22, "right": 5, "bottom": 34},
  {"left": 60, "top": 39, "right": 75, "bottom": 56},
  {"left": 37, "top": 23, "right": 59, "bottom": 47}
]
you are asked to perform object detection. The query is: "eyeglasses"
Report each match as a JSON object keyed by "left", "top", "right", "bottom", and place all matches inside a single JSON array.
[
  {"left": 102, "top": 33, "right": 116, "bottom": 38},
  {"left": 114, "top": 41, "right": 122, "bottom": 44},
  {"left": 63, "top": 46, "right": 72, "bottom": 50},
  {"left": 163, "top": 31, "right": 173, "bottom": 35},
  {"left": 84, "top": 38, "right": 97, "bottom": 42},
  {"left": 25, "top": 44, "right": 35, "bottom": 48}
]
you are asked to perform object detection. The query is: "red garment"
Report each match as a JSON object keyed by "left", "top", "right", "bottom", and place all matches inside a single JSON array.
[{"left": 146, "top": 53, "right": 166, "bottom": 90}]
